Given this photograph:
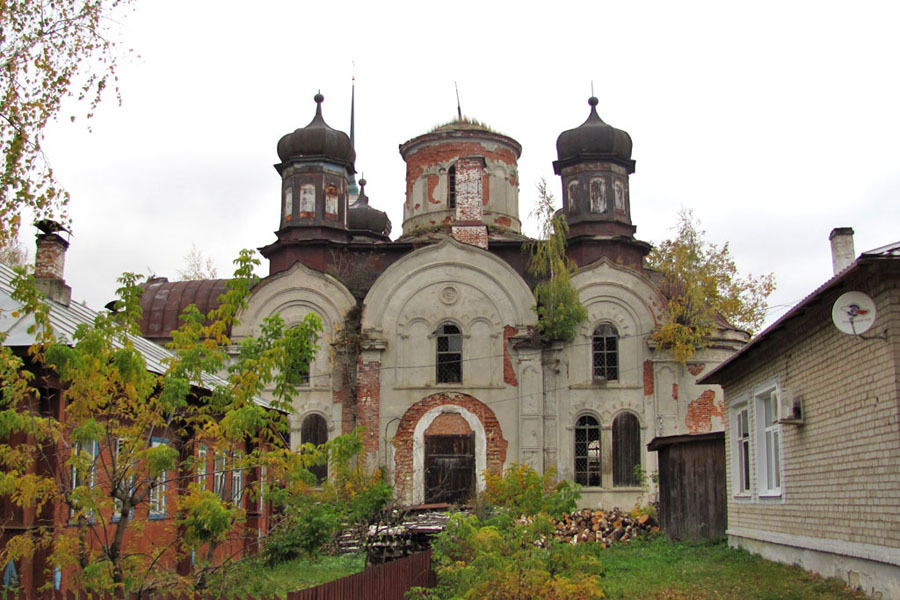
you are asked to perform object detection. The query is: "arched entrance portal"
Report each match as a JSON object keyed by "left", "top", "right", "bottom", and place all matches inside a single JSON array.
[
  {"left": 424, "top": 413, "right": 475, "bottom": 504},
  {"left": 393, "top": 392, "right": 508, "bottom": 505}
]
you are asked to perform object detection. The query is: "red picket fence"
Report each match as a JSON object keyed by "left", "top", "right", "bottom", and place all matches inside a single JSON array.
[{"left": 3, "top": 550, "right": 435, "bottom": 600}]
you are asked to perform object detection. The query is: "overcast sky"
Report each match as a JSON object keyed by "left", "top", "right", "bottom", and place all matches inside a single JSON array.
[{"left": 30, "top": 0, "right": 900, "bottom": 331}]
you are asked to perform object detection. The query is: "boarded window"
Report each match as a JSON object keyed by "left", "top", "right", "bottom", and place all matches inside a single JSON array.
[
  {"left": 436, "top": 323, "right": 462, "bottom": 383},
  {"left": 593, "top": 324, "right": 618, "bottom": 380},
  {"left": 575, "top": 415, "right": 601, "bottom": 487},
  {"left": 613, "top": 413, "right": 641, "bottom": 487},
  {"left": 301, "top": 414, "right": 328, "bottom": 484}
]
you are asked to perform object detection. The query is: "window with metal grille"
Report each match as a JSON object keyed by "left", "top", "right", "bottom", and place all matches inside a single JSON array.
[
  {"left": 612, "top": 412, "right": 641, "bottom": 486},
  {"left": 301, "top": 413, "right": 328, "bottom": 484},
  {"left": 574, "top": 415, "right": 601, "bottom": 487},
  {"left": 448, "top": 165, "right": 456, "bottom": 209},
  {"left": 592, "top": 324, "right": 618, "bottom": 381},
  {"left": 436, "top": 323, "right": 462, "bottom": 383}
]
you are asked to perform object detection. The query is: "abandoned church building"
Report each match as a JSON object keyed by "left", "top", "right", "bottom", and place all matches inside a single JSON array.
[{"left": 138, "top": 93, "right": 747, "bottom": 508}]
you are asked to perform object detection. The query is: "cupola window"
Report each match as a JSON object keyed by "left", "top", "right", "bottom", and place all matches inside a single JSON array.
[
  {"left": 325, "top": 185, "right": 339, "bottom": 221},
  {"left": 448, "top": 165, "right": 457, "bottom": 209},
  {"left": 300, "top": 184, "right": 316, "bottom": 217},
  {"left": 590, "top": 178, "right": 606, "bottom": 213},
  {"left": 283, "top": 187, "right": 293, "bottom": 221},
  {"left": 567, "top": 180, "right": 579, "bottom": 209}
]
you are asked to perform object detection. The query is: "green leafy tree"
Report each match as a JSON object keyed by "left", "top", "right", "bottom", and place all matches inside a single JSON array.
[
  {"left": 0, "top": 0, "right": 133, "bottom": 244},
  {"left": 647, "top": 209, "right": 775, "bottom": 362},
  {"left": 0, "top": 250, "right": 327, "bottom": 593},
  {"left": 483, "top": 463, "right": 579, "bottom": 520},
  {"left": 527, "top": 179, "right": 588, "bottom": 342}
]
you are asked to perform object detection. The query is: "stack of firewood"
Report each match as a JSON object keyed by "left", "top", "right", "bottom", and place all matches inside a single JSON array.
[{"left": 552, "top": 507, "right": 658, "bottom": 546}]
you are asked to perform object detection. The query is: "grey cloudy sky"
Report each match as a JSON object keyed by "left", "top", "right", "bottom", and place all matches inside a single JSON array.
[{"left": 32, "top": 0, "right": 900, "bottom": 330}]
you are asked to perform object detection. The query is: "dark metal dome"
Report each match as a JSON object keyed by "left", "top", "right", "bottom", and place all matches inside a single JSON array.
[
  {"left": 276, "top": 93, "right": 355, "bottom": 169},
  {"left": 348, "top": 179, "right": 391, "bottom": 237},
  {"left": 554, "top": 97, "right": 634, "bottom": 173}
]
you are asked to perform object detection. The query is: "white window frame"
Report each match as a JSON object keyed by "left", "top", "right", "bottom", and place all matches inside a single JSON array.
[
  {"left": 231, "top": 450, "right": 243, "bottom": 506},
  {"left": 731, "top": 400, "right": 752, "bottom": 497},
  {"left": 149, "top": 438, "right": 168, "bottom": 519},
  {"left": 214, "top": 451, "right": 228, "bottom": 501},
  {"left": 197, "top": 443, "right": 209, "bottom": 489},
  {"left": 754, "top": 384, "right": 783, "bottom": 498}
]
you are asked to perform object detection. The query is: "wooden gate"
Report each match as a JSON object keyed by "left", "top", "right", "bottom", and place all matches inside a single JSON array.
[{"left": 424, "top": 434, "right": 474, "bottom": 504}]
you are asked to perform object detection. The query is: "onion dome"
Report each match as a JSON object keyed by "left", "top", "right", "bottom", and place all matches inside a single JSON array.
[
  {"left": 554, "top": 97, "right": 635, "bottom": 173},
  {"left": 348, "top": 178, "right": 391, "bottom": 238},
  {"left": 276, "top": 93, "right": 355, "bottom": 170}
]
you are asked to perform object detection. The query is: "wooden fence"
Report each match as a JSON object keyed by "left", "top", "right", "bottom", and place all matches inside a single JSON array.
[{"left": 3, "top": 550, "right": 436, "bottom": 600}]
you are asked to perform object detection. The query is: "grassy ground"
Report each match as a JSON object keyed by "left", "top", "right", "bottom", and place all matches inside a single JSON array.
[
  {"left": 211, "top": 553, "right": 365, "bottom": 597},
  {"left": 595, "top": 536, "right": 868, "bottom": 600}
]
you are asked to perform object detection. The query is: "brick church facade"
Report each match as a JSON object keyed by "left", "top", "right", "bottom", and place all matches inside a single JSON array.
[{"left": 140, "top": 93, "right": 747, "bottom": 508}]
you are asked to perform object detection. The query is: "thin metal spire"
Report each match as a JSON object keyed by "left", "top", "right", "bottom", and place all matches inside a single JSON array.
[
  {"left": 350, "top": 62, "right": 356, "bottom": 149},
  {"left": 455, "top": 82, "right": 462, "bottom": 120}
]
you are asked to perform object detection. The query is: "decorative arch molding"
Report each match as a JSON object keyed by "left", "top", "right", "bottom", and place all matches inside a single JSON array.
[
  {"left": 392, "top": 392, "right": 508, "bottom": 504},
  {"left": 362, "top": 237, "right": 536, "bottom": 334},
  {"left": 233, "top": 261, "right": 355, "bottom": 339},
  {"left": 572, "top": 258, "right": 665, "bottom": 328}
]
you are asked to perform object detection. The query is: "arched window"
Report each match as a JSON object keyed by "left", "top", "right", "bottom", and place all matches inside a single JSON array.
[
  {"left": 301, "top": 414, "right": 328, "bottom": 484},
  {"left": 593, "top": 324, "right": 618, "bottom": 381},
  {"left": 612, "top": 412, "right": 641, "bottom": 487},
  {"left": 574, "top": 415, "right": 601, "bottom": 487},
  {"left": 436, "top": 323, "right": 462, "bottom": 383},
  {"left": 448, "top": 165, "right": 457, "bottom": 209}
]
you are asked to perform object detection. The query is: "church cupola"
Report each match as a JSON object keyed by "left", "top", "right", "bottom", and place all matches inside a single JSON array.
[
  {"left": 348, "top": 178, "right": 392, "bottom": 241},
  {"left": 274, "top": 93, "right": 355, "bottom": 240},
  {"left": 553, "top": 97, "right": 637, "bottom": 240},
  {"left": 398, "top": 120, "right": 522, "bottom": 246}
]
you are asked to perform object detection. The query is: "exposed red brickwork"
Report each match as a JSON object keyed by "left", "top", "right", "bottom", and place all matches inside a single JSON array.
[
  {"left": 403, "top": 141, "right": 518, "bottom": 207},
  {"left": 452, "top": 225, "right": 488, "bottom": 249},
  {"left": 643, "top": 360, "right": 654, "bottom": 396},
  {"left": 687, "top": 362, "right": 705, "bottom": 376},
  {"left": 35, "top": 236, "right": 66, "bottom": 280},
  {"left": 356, "top": 358, "right": 381, "bottom": 455},
  {"left": 482, "top": 172, "right": 490, "bottom": 205},
  {"left": 392, "top": 392, "right": 508, "bottom": 501},
  {"left": 503, "top": 325, "right": 518, "bottom": 386},
  {"left": 672, "top": 383, "right": 678, "bottom": 400},
  {"left": 494, "top": 216, "right": 512, "bottom": 228},
  {"left": 685, "top": 389, "right": 724, "bottom": 434},
  {"left": 425, "top": 412, "right": 473, "bottom": 435}
]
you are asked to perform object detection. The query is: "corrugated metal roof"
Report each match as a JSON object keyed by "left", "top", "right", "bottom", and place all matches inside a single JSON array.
[{"left": 0, "top": 264, "right": 274, "bottom": 409}]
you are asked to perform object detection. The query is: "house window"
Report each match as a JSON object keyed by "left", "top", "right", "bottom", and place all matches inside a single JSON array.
[
  {"left": 436, "top": 323, "right": 462, "bottom": 383},
  {"left": 447, "top": 165, "right": 457, "bottom": 209},
  {"left": 612, "top": 413, "right": 640, "bottom": 487},
  {"left": 148, "top": 439, "right": 167, "bottom": 519},
  {"left": 734, "top": 406, "right": 751, "bottom": 494},
  {"left": 756, "top": 387, "right": 782, "bottom": 495},
  {"left": 71, "top": 440, "right": 99, "bottom": 491},
  {"left": 231, "top": 451, "right": 243, "bottom": 506},
  {"left": 197, "top": 443, "right": 209, "bottom": 489},
  {"left": 574, "top": 415, "right": 601, "bottom": 487},
  {"left": 114, "top": 439, "right": 135, "bottom": 520},
  {"left": 214, "top": 451, "right": 227, "bottom": 501},
  {"left": 301, "top": 413, "right": 329, "bottom": 484},
  {"left": 592, "top": 324, "right": 618, "bottom": 381}
]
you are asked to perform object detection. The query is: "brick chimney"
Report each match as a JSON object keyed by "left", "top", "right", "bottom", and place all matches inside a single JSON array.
[
  {"left": 450, "top": 156, "right": 488, "bottom": 249},
  {"left": 34, "top": 220, "right": 72, "bottom": 306},
  {"left": 829, "top": 227, "right": 855, "bottom": 276}
]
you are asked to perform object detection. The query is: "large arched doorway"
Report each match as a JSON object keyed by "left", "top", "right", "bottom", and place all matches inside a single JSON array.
[
  {"left": 424, "top": 412, "right": 475, "bottom": 504},
  {"left": 301, "top": 413, "right": 328, "bottom": 484}
]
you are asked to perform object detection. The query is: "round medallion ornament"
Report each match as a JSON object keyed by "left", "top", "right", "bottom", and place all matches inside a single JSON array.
[{"left": 439, "top": 285, "right": 459, "bottom": 305}]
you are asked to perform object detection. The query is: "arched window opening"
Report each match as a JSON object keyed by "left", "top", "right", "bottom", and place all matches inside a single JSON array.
[
  {"left": 436, "top": 323, "right": 462, "bottom": 383},
  {"left": 613, "top": 412, "right": 641, "bottom": 487},
  {"left": 301, "top": 414, "right": 328, "bottom": 484},
  {"left": 593, "top": 324, "right": 618, "bottom": 381},
  {"left": 448, "top": 165, "right": 457, "bottom": 209},
  {"left": 575, "top": 415, "right": 601, "bottom": 487}
]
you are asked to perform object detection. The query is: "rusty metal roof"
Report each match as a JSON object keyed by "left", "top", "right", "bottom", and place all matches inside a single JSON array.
[{"left": 139, "top": 277, "right": 231, "bottom": 340}]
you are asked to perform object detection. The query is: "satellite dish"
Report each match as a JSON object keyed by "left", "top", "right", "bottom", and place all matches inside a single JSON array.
[{"left": 832, "top": 291, "right": 877, "bottom": 335}]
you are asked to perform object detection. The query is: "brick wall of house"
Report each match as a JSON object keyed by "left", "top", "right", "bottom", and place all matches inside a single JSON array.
[{"left": 722, "top": 277, "right": 900, "bottom": 551}]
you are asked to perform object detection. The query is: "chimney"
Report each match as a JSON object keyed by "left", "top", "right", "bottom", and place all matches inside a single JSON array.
[
  {"left": 34, "top": 220, "right": 72, "bottom": 306},
  {"left": 829, "top": 227, "right": 855, "bottom": 276}
]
